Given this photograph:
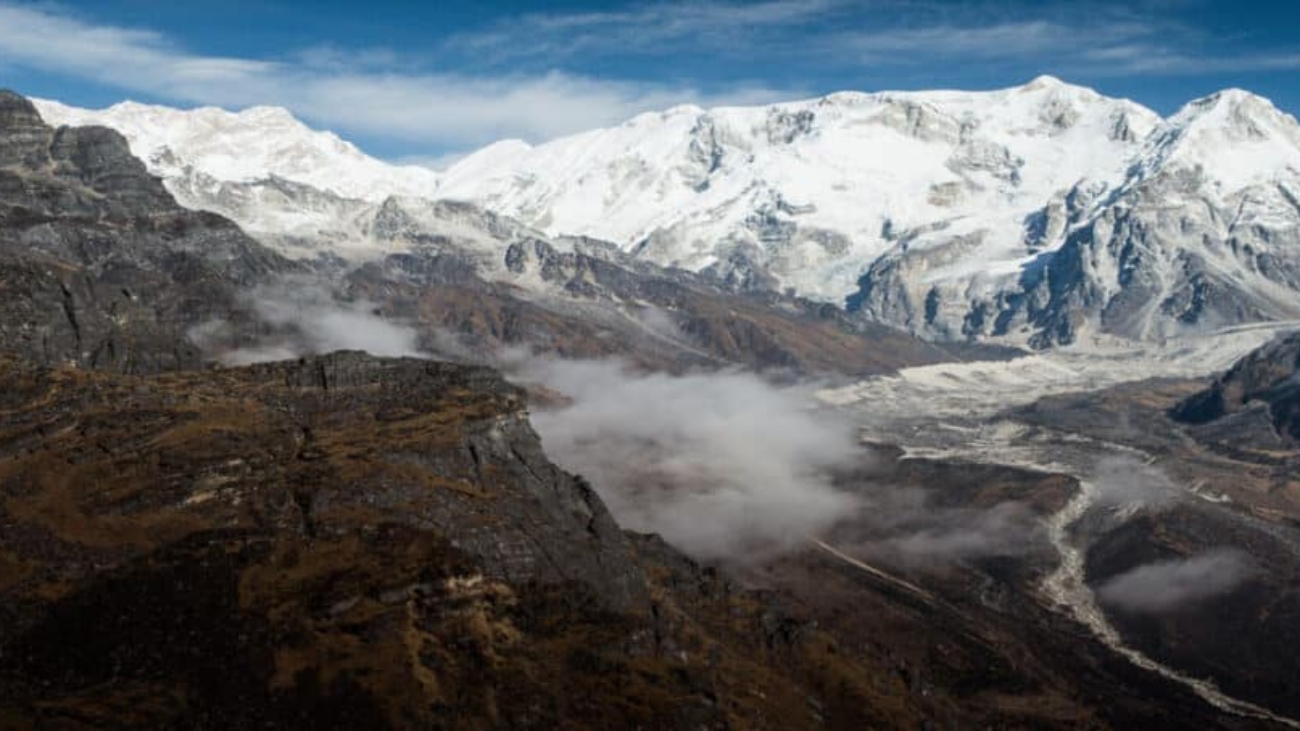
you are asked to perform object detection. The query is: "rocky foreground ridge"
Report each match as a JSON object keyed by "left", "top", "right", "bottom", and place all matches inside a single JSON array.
[
  {"left": 0, "top": 352, "right": 936, "bottom": 729},
  {"left": 0, "top": 91, "right": 939, "bottom": 728}
]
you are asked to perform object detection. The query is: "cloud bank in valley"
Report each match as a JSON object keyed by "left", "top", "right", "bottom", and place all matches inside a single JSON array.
[
  {"left": 1098, "top": 548, "right": 1257, "bottom": 613},
  {"left": 519, "top": 358, "right": 861, "bottom": 560},
  {"left": 850, "top": 491, "right": 1039, "bottom": 566},
  {"left": 191, "top": 280, "right": 425, "bottom": 366},
  {"left": 1090, "top": 455, "right": 1180, "bottom": 509}
]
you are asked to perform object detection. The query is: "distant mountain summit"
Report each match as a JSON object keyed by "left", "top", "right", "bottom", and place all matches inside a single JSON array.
[
  {"left": 33, "top": 98, "right": 442, "bottom": 202},
  {"left": 35, "top": 78, "right": 1300, "bottom": 347},
  {"left": 1007, "top": 89, "right": 1300, "bottom": 346}
]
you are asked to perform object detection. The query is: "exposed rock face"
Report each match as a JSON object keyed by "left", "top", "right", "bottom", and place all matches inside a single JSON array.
[
  {"left": 342, "top": 234, "right": 990, "bottom": 376},
  {"left": 1172, "top": 331, "right": 1300, "bottom": 443},
  {"left": 0, "top": 90, "right": 291, "bottom": 372},
  {"left": 851, "top": 89, "right": 1300, "bottom": 347},
  {"left": 1018, "top": 182, "right": 1300, "bottom": 347}
]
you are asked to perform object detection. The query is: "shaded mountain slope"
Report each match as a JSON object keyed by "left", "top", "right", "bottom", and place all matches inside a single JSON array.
[
  {"left": 0, "top": 90, "right": 292, "bottom": 373},
  {"left": 1172, "top": 330, "right": 1300, "bottom": 445}
]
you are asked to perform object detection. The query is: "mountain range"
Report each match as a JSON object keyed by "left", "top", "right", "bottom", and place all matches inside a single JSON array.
[
  {"left": 34, "top": 76, "right": 1300, "bottom": 348},
  {"left": 6, "top": 81, "right": 1300, "bottom": 728},
  {"left": 4, "top": 89, "right": 971, "bottom": 376}
]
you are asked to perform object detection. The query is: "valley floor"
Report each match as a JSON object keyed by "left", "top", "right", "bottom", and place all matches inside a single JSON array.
[{"left": 801, "top": 324, "right": 1300, "bottom": 727}]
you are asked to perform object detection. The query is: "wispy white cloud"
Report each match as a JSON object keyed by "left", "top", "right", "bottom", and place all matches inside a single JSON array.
[
  {"left": 444, "top": 0, "right": 840, "bottom": 62},
  {"left": 522, "top": 358, "right": 861, "bottom": 560},
  {"left": 0, "top": 3, "right": 796, "bottom": 150},
  {"left": 1078, "top": 44, "right": 1300, "bottom": 75},
  {"left": 1098, "top": 549, "right": 1257, "bottom": 613},
  {"left": 1, "top": 0, "right": 1296, "bottom": 154},
  {"left": 287, "top": 72, "right": 791, "bottom": 145},
  {"left": 439, "top": 0, "right": 1300, "bottom": 80},
  {"left": 836, "top": 20, "right": 1097, "bottom": 60}
]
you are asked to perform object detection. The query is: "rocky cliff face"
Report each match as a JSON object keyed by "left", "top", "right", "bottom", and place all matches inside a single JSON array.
[{"left": 0, "top": 90, "right": 292, "bottom": 372}]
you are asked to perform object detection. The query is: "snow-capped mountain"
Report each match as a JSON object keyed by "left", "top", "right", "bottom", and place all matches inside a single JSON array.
[
  {"left": 439, "top": 76, "right": 1161, "bottom": 301},
  {"left": 32, "top": 78, "right": 1300, "bottom": 347},
  {"left": 1010, "top": 89, "right": 1300, "bottom": 345},
  {"left": 33, "top": 98, "right": 448, "bottom": 261},
  {"left": 33, "top": 99, "right": 441, "bottom": 201}
]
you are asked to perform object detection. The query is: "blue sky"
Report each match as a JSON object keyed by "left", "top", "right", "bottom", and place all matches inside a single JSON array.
[{"left": 0, "top": 0, "right": 1296, "bottom": 164}]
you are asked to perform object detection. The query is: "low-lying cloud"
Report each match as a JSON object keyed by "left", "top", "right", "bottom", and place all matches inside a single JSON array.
[
  {"left": 191, "top": 280, "right": 425, "bottom": 365},
  {"left": 852, "top": 493, "right": 1038, "bottom": 567},
  {"left": 1091, "top": 455, "right": 1180, "bottom": 509},
  {"left": 1098, "top": 548, "right": 1257, "bottom": 614},
  {"left": 517, "top": 358, "right": 861, "bottom": 560}
]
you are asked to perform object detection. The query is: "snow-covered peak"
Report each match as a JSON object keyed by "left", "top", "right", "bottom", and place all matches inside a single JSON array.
[
  {"left": 32, "top": 98, "right": 441, "bottom": 202},
  {"left": 1020, "top": 74, "right": 1070, "bottom": 90},
  {"left": 437, "top": 79, "right": 1161, "bottom": 298},
  {"left": 1133, "top": 89, "right": 1300, "bottom": 192},
  {"left": 1169, "top": 89, "right": 1299, "bottom": 147}
]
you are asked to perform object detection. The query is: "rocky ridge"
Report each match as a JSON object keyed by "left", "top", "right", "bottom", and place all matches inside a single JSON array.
[{"left": 1173, "top": 330, "right": 1300, "bottom": 446}]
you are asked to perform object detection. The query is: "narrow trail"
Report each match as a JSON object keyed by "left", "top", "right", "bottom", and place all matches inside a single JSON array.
[{"left": 810, "top": 539, "right": 934, "bottom": 601}]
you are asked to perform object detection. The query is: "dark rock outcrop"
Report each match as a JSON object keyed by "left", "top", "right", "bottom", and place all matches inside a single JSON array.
[
  {"left": 1172, "top": 331, "right": 1300, "bottom": 442},
  {"left": 0, "top": 89, "right": 292, "bottom": 372}
]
